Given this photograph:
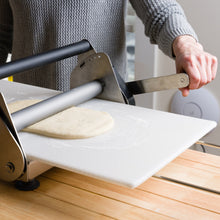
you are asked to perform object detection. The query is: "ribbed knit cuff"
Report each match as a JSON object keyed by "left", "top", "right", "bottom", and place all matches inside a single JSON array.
[{"left": 157, "top": 14, "right": 198, "bottom": 58}]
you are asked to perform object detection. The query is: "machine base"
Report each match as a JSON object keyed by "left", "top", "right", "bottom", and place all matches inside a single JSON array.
[{"left": 14, "top": 179, "right": 40, "bottom": 191}]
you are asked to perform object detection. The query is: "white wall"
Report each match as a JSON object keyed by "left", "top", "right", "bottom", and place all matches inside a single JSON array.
[{"left": 134, "top": 0, "right": 220, "bottom": 146}]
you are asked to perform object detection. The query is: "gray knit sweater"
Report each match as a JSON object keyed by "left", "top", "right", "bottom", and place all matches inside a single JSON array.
[{"left": 0, "top": 0, "right": 197, "bottom": 91}]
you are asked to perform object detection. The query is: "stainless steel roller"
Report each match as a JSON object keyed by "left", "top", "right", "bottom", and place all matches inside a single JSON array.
[{"left": 12, "top": 81, "right": 103, "bottom": 131}]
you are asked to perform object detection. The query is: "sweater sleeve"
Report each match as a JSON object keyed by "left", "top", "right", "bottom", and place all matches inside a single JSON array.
[
  {"left": 0, "top": 0, "right": 13, "bottom": 64},
  {"left": 129, "top": 0, "right": 198, "bottom": 57}
]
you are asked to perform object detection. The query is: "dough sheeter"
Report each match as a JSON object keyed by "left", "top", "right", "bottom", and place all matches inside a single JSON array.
[{"left": 0, "top": 40, "right": 216, "bottom": 190}]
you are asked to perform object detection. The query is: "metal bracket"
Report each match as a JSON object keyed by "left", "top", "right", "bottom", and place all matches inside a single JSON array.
[
  {"left": 70, "top": 49, "right": 132, "bottom": 104},
  {"left": 0, "top": 93, "right": 26, "bottom": 182},
  {"left": 0, "top": 93, "right": 53, "bottom": 186}
]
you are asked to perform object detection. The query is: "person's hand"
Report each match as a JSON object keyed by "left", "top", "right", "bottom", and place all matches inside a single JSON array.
[{"left": 172, "top": 35, "right": 218, "bottom": 97}]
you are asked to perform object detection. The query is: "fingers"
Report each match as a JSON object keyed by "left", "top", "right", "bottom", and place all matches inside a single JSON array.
[
  {"left": 190, "top": 53, "right": 217, "bottom": 89},
  {"left": 173, "top": 36, "right": 218, "bottom": 97},
  {"left": 205, "top": 55, "right": 213, "bottom": 83},
  {"left": 179, "top": 87, "right": 190, "bottom": 97},
  {"left": 211, "top": 55, "right": 218, "bottom": 80},
  {"left": 197, "top": 54, "right": 208, "bottom": 89},
  {"left": 176, "top": 51, "right": 218, "bottom": 93}
]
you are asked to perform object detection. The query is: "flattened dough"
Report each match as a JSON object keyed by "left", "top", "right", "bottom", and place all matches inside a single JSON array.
[{"left": 8, "top": 100, "right": 114, "bottom": 139}]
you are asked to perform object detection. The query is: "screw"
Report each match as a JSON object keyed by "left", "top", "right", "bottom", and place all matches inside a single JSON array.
[
  {"left": 180, "top": 78, "right": 185, "bottom": 83},
  {"left": 5, "top": 162, "right": 15, "bottom": 173}
]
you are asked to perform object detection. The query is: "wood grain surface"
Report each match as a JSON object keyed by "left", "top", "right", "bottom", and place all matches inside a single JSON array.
[{"left": 0, "top": 149, "right": 219, "bottom": 220}]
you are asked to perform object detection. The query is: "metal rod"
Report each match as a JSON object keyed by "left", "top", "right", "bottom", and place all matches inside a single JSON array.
[
  {"left": 0, "top": 40, "right": 91, "bottom": 79},
  {"left": 12, "top": 81, "right": 103, "bottom": 131},
  {"left": 153, "top": 174, "right": 220, "bottom": 194},
  {"left": 196, "top": 141, "right": 220, "bottom": 149}
]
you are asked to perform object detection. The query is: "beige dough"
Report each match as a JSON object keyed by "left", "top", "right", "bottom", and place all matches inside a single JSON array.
[{"left": 8, "top": 100, "right": 114, "bottom": 139}]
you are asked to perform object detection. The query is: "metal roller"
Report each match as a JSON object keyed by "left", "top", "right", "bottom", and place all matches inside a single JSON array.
[{"left": 12, "top": 81, "right": 103, "bottom": 132}]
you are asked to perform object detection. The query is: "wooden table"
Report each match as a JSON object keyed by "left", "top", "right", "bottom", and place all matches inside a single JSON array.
[{"left": 0, "top": 149, "right": 219, "bottom": 220}]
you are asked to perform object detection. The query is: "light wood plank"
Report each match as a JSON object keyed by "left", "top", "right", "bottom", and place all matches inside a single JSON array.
[
  {"left": 0, "top": 180, "right": 112, "bottom": 220},
  {"left": 1, "top": 149, "right": 219, "bottom": 219},
  {"left": 139, "top": 177, "right": 220, "bottom": 213},
  {"left": 42, "top": 168, "right": 220, "bottom": 220},
  {"left": 157, "top": 161, "right": 220, "bottom": 192},
  {"left": 172, "top": 157, "right": 220, "bottom": 174},
  {"left": 36, "top": 176, "right": 172, "bottom": 220},
  {"left": 179, "top": 149, "right": 220, "bottom": 168}
]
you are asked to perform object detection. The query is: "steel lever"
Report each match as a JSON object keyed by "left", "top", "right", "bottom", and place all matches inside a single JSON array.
[{"left": 125, "top": 73, "right": 189, "bottom": 94}]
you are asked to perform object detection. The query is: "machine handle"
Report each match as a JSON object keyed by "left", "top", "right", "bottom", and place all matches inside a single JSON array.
[{"left": 0, "top": 40, "right": 92, "bottom": 79}]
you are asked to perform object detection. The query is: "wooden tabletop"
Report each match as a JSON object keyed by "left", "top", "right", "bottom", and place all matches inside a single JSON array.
[{"left": 0, "top": 149, "right": 219, "bottom": 220}]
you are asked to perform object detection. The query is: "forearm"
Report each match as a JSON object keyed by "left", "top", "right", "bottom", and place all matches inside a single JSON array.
[
  {"left": 129, "top": 0, "right": 198, "bottom": 57},
  {"left": 0, "top": 0, "right": 13, "bottom": 64}
]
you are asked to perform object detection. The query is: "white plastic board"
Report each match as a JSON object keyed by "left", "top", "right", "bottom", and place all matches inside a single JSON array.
[{"left": 0, "top": 80, "right": 216, "bottom": 188}]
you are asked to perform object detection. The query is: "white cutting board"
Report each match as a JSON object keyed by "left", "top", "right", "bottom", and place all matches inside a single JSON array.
[{"left": 0, "top": 80, "right": 216, "bottom": 188}]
